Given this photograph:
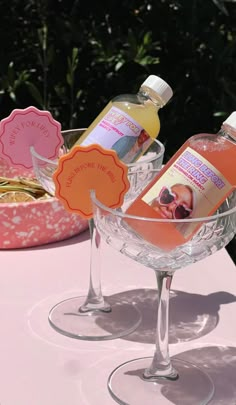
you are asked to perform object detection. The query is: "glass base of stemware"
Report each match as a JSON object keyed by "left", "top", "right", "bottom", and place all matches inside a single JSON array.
[
  {"left": 108, "top": 357, "right": 214, "bottom": 405},
  {"left": 48, "top": 295, "right": 141, "bottom": 341}
]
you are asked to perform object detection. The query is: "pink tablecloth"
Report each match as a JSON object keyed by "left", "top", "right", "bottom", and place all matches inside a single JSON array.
[{"left": 0, "top": 230, "right": 236, "bottom": 405}]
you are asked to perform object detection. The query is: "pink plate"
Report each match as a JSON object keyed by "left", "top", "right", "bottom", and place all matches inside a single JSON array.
[{"left": 0, "top": 157, "right": 88, "bottom": 249}]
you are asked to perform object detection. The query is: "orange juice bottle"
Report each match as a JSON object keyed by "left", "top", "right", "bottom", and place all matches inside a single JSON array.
[
  {"left": 74, "top": 75, "right": 173, "bottom": 163},
  {"left": 126, "top": 112, "right": 236, "bottom": 250}
]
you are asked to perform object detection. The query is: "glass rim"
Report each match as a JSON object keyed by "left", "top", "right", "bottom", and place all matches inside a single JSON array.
[
  {"left": 30, "top": 128, "right": 87, "bottom": 166},
  {"left": 91, "top": 189, "right": 236, "bottom": 224},
  {"left": 30, "top": 129, "right": 165, "bottom": 167},
  {"left": 30, "top": 146, "right": 58, "bottom": 166},
  {"left": 61, "top": 128, "right": 87, "bottom": 135}
]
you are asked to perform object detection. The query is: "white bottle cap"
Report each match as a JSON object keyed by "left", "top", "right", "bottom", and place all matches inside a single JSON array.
[
  {"left": 141, "top": 75, "right": 173, "bottom": 104},
  {"left": 223, "top": 111, "right": 236, "bottom": 129}
]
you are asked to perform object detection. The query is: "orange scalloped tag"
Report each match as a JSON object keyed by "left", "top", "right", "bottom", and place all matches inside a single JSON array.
[{"left": 53, "top": 144, "right": 130, "bottom": 219}]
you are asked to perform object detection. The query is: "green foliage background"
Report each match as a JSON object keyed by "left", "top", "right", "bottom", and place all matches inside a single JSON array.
[{"left": 0, "top": 0, "right": 235, "bottom": 261}]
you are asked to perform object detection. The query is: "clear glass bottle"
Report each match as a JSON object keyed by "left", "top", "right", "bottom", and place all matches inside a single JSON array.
[
  {"left": 74, "top": 75, "right": 173, "bottom": 163},
  {"left": 126, "top": 112, "right": 236, "bottom": 249}
]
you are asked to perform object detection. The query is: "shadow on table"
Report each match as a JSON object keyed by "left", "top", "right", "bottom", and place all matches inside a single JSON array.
[
  {"left": 97, "top": 288, "right": 236, "bottom": 344},
  {"left": 178, "top": 345, "right": 236, "bottom": 405},
  {"left": 121, "top": 345, "right": 236, "bottom": 405}
]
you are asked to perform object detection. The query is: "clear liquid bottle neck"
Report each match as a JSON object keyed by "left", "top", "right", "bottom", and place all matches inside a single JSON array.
[
  {"left": 219, "top": 123, "right": 236, "bottom": 144},
  {"left": 138, "top": 87, "right": 165, "bottom": 109}
]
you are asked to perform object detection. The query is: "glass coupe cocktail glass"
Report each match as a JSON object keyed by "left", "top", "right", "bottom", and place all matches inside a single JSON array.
[
  {"left": 91, "top": 174, "right": 236, "bottom": 404},
  {"left": 30, "top": 131, "right": 165, "bottom": 340}
]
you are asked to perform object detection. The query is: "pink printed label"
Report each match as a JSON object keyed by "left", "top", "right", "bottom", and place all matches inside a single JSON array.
[
  {"left": 142, "top": 146, "right": 233, "bottom": 238},
  {"left": 0, "top": 106, "right": 63, "bottom": 169},
  {"left": 81, "top": 105, "right": 152, "bottom": 163}
]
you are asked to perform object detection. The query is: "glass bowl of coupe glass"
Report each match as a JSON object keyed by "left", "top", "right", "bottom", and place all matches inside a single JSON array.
[
  {"left": 30, "top": 131, "right": 165, "bottom": 341},
  {"left": 91, "top": 170, "right": 236, "bottom": 405}
]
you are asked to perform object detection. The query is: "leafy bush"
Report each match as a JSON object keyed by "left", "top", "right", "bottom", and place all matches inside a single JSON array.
[{"left": 0, "top": 0, "right": 235, "bottom": 261}]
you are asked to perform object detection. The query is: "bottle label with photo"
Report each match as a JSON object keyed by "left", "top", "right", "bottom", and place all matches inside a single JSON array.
[
  {"left": 80, "top": 105, "right": 152, "bottom": 163},
  {"left": 141, "top": 146, "right": 233, "bottom": 238}
]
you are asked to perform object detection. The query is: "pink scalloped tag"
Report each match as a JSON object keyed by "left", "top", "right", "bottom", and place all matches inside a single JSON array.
[{"left": 0, "top": 106, "right": 63, "bottom": 169}]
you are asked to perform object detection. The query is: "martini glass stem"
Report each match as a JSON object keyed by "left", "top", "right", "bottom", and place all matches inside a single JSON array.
[
  {"left": 79, "top": 218, "right": 111, "bottom": 313},
  {"left": 143, "top": 270, "right": 178, "bottom": 381}
]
